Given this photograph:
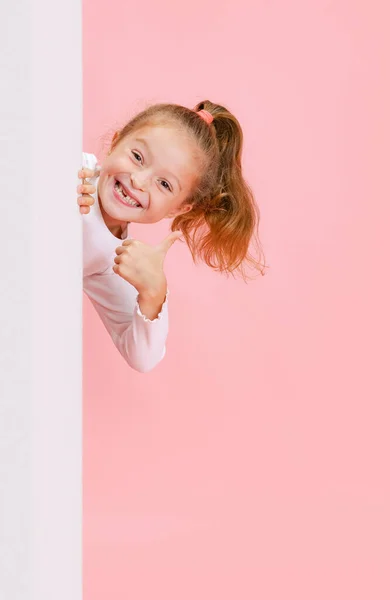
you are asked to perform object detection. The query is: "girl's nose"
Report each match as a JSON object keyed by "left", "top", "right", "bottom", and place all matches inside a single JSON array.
[{"left": 131, "top": 172, "right": 148, "bottom": 192}]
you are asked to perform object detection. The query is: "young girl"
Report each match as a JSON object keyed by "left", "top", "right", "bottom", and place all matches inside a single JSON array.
[{"left": 78, "top": 100, "right": 265, "bottom": 373}]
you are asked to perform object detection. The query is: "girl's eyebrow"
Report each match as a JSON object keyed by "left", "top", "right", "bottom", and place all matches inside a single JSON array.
[
  {"left": 134, "top": 138, "right": 149, "bottom": 154},
  {"left": 134, "top": 138, "right": 182, "bottom": 191}
]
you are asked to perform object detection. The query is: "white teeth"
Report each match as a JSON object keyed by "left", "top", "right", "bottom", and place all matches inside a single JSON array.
[{"left": 115, "top": 181, "right": 141, "bottom": 207}]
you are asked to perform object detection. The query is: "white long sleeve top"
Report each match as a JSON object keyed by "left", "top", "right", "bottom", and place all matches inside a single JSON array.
[{"left": 82, "top": 152, "right": 168, "bottom": 372}]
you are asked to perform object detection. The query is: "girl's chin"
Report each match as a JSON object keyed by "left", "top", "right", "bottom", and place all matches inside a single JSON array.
[{"left": 98, "top": 196, "right": 125, "bottom": 223}]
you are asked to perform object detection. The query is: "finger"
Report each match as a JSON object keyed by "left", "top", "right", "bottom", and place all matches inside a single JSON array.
[
  {"left": 77, "top": 195, "right": 94, "bottom": 206},
  {"left": 79, "top": 206, "right": 90, "bottom": 214},
  {"left": 78, "top": 167, "right": 96, "bottom": 180},
  {"left": 157, "top": 231, "right": 183, "bottom": 254},
  {"left": 115, "top": 246, "right": 128, "bottom": 255},
  {"left": 77, "top": 183, "right": 96, "bottom": 195}
]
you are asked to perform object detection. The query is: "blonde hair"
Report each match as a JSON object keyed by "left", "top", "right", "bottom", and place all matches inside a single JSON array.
[{"left": 109, "top": 100, "right": 267, "bottom": 279}]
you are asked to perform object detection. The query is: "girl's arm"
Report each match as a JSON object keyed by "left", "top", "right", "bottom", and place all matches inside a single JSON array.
[
  {"left": 83, "top": 270, "right": 168, "bottom": 373},
  {"left": 80, "top": 152, "right": 174, "bottom": 372}
]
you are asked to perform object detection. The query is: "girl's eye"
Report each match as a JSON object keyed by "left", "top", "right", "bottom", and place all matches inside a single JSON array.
[
  {"left": 132, "top": 151, "right": 143, "bottom": 163},
  {"left": 159, "top": 180, "right": 172, "bottom": 192}
]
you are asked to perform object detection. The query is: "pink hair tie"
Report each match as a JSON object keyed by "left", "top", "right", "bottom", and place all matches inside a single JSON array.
[{"left": 197, "top": 109, "right": 214, "bottom": 125}]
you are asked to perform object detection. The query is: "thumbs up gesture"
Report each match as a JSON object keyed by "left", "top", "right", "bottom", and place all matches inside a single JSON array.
[{"left": 113, "top": 231, "right": 182, "bottom": 319}]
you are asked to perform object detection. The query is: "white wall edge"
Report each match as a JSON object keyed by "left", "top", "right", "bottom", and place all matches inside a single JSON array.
[{"left": 0, "top": 0, "right": 83, "bottom": 598}]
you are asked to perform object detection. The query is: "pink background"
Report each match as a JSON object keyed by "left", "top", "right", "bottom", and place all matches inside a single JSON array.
[{"left": 83, "top": 1, "right": 390, "bottom": 598}]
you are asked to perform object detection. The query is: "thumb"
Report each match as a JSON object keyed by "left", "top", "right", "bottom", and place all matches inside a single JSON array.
[{"left": 157, "top": 231, "right": 183, "bottom": 255}]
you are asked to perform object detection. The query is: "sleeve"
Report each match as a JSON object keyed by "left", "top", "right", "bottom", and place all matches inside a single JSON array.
[
  {"left": 83, "top": 270, "right": 169, "bottom": 373},
  {"left": 82, "top": 151, "right": 99, "bottom": 173}
]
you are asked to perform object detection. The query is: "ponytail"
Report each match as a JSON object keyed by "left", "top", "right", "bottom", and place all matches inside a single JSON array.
[{"left": 172, "top": 101, "right": 266, "bottom": 279}]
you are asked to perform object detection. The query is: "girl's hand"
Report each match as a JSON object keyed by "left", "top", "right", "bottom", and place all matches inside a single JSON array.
[
  {"left": 77, "top": 166, "right": 100, "bottom": 214},
  {"left": 113, "top": 231, "right": 182, "bottom": 319}
]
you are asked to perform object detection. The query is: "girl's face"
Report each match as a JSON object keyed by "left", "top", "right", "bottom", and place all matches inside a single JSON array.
[{"left": 97, "top": 124, "right": 201, "bottom": 231}]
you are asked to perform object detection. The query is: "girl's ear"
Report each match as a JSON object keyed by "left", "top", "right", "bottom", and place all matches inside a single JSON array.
[{"left": 165, "top": 203, "right": 193, "bottom": 219}]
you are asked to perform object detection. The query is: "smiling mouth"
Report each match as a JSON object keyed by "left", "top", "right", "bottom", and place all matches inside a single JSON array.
[{"left": 114, "top": 180, "right": 142, "bottom": 208}]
